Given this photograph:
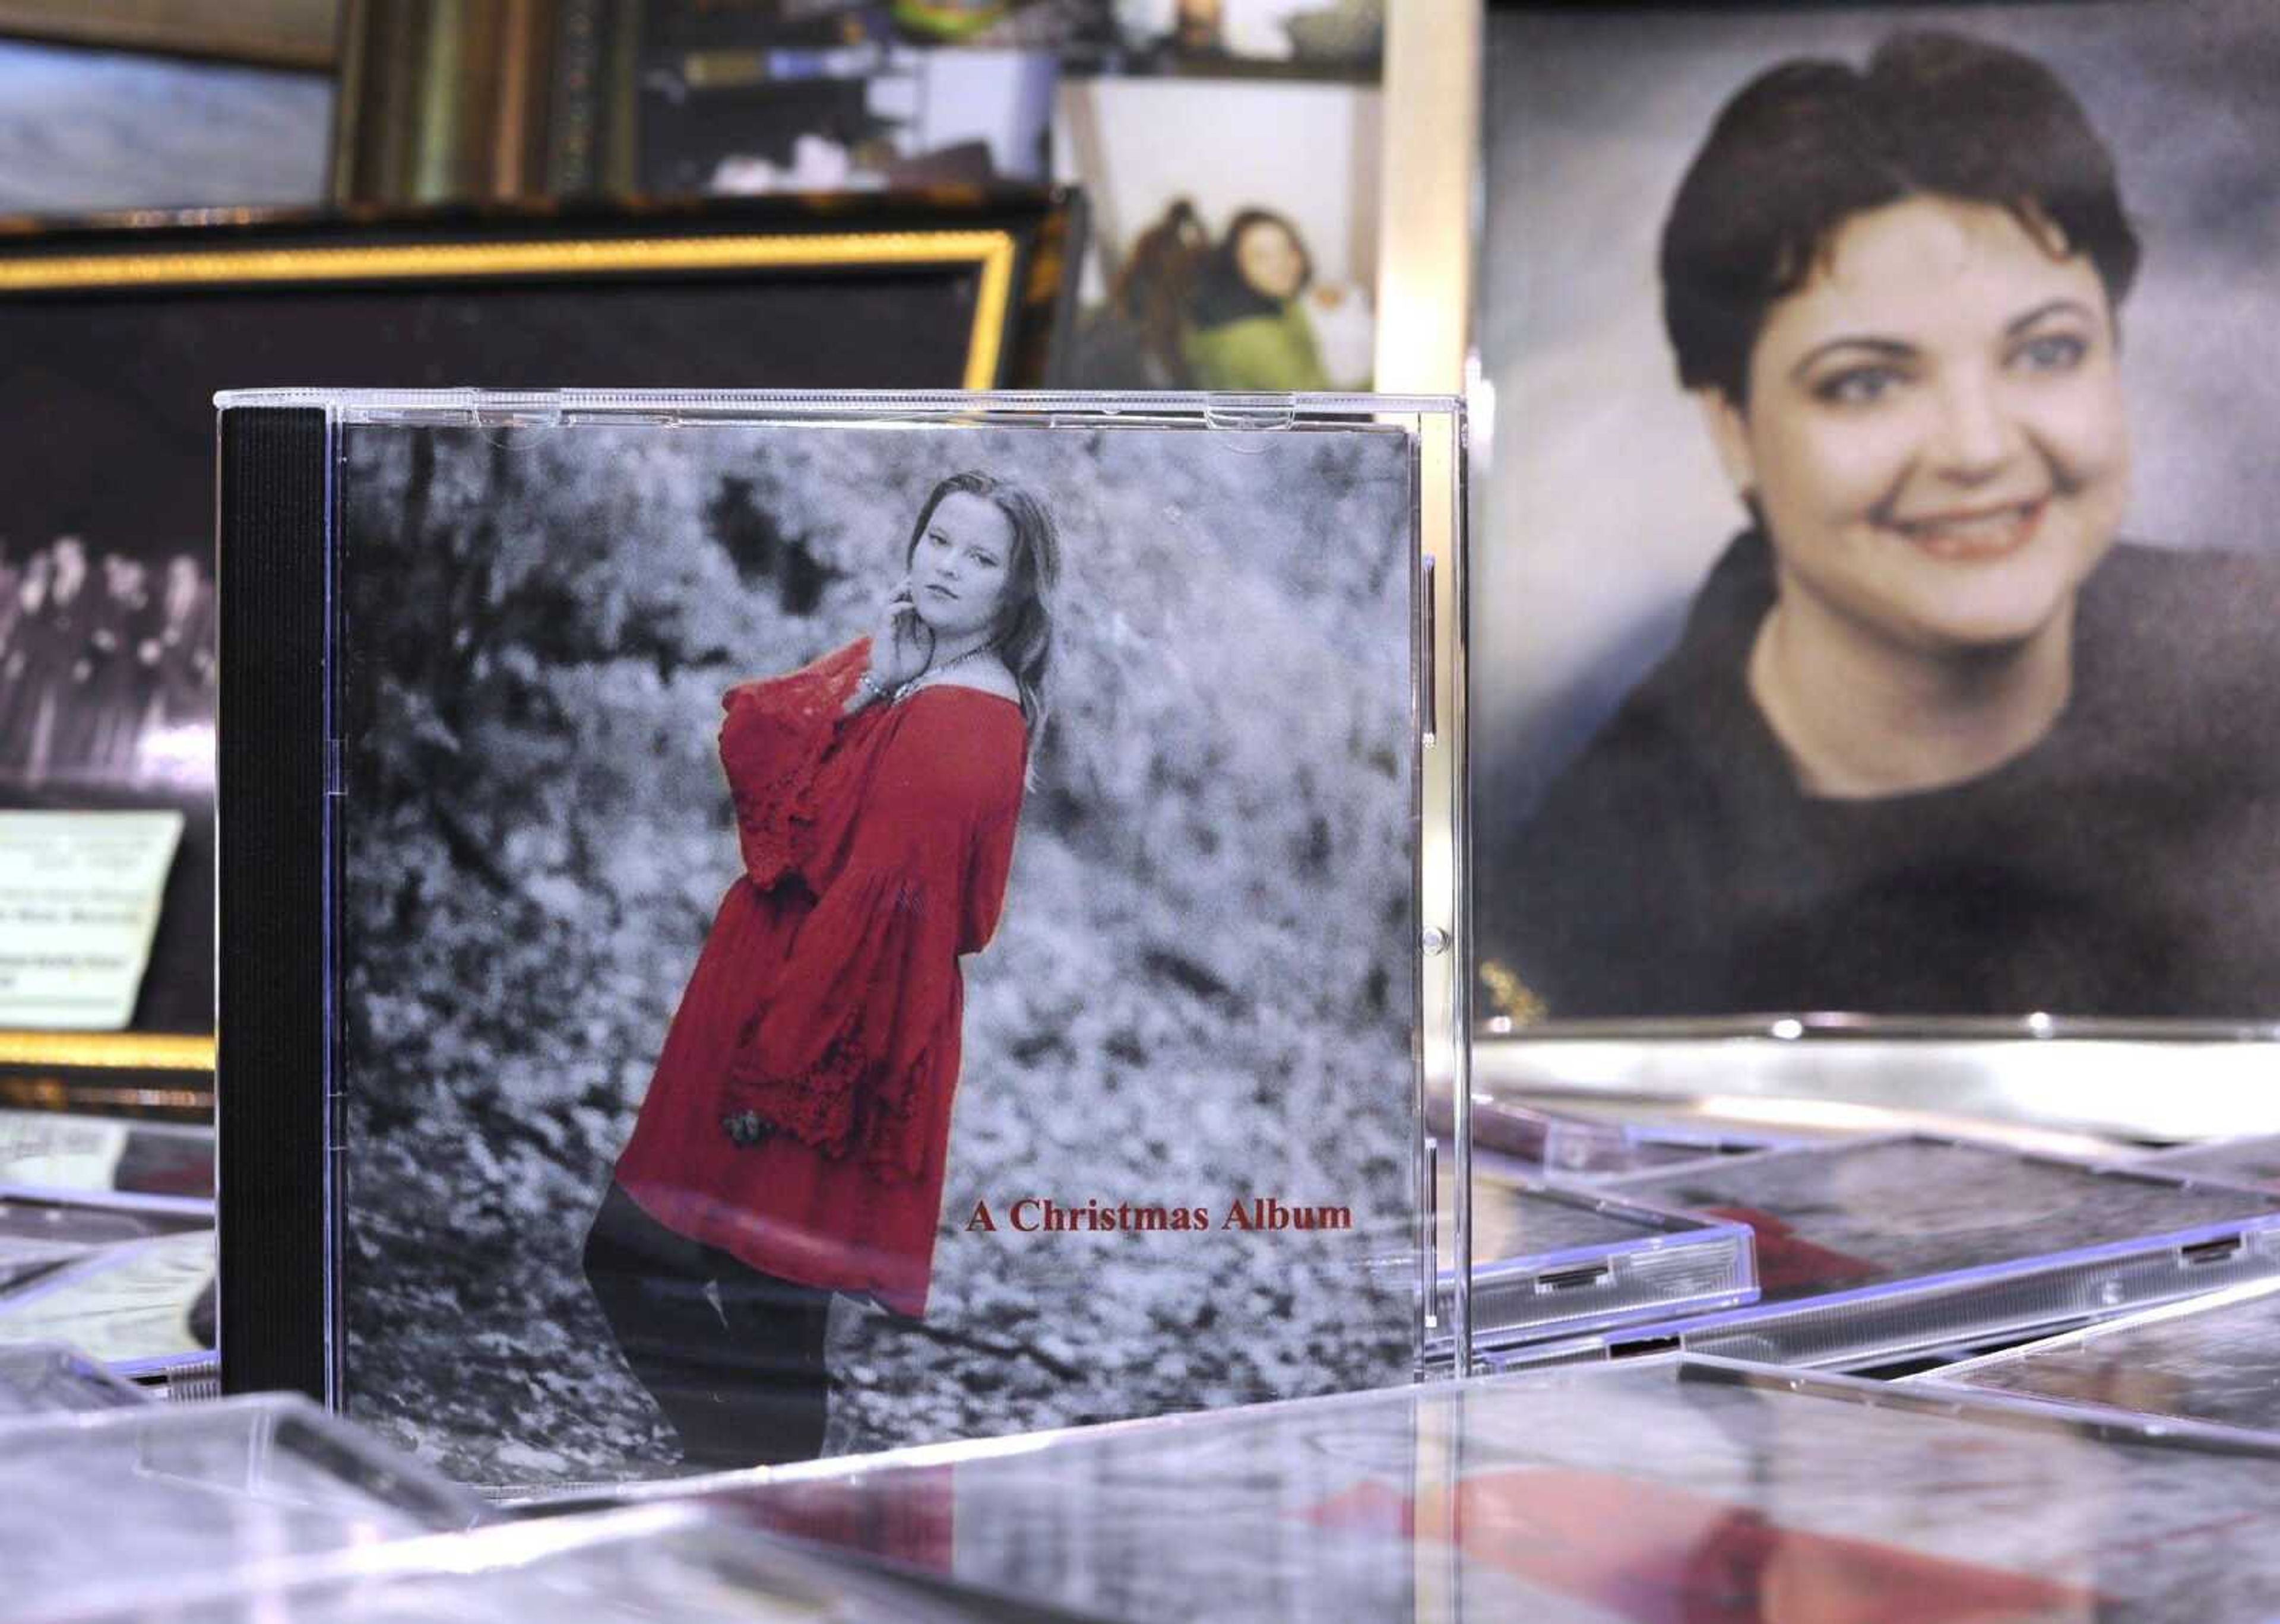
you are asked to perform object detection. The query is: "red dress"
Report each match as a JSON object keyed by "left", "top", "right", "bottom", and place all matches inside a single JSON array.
[{"left": 613, "top": 639, "right": 1025, "bottom": 1317}]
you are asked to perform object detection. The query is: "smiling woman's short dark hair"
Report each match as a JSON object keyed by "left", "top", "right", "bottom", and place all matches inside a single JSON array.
[{"left": 1660, "top": 30, "right": 2140, "bottom": 405}]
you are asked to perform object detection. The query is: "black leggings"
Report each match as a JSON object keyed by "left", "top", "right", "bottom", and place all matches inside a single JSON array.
[{"left": 582, "top": 1181, "right": 833, "bottom": 1468}]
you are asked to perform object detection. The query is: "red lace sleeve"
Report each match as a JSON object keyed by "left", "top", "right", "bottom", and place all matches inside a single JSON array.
[
  {"left": 722, "top": 694, "right": 1027, "bottom": 1178},
  {"left": 718, "top": 639, "right": 869, "bottom": 889}
]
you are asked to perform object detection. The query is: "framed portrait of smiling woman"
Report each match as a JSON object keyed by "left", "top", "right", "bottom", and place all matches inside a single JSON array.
[{"left": 1471, "top": 2, "right": 2280, "bottom": 1078}]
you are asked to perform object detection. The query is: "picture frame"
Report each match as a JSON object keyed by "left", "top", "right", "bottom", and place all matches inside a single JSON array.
[
  {"left": 1467, "top": 1, "right": 2280, "bottom": 1140},
  {"left": 0, "top": 0, "right": 337, "bottom": 69},
  {"left": 0, "top": 188, "right": 1081, "bottom": 1099},
  {"left": 0, "top": 31, "right": 331, "bottom": 216}
]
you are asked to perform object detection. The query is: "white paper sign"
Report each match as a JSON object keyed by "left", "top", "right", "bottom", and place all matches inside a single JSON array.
[
  {"left": 0, "top": 1111, "right": 129, "bottom": 1193},
  {"left": 0, "top": 811, "right": 185, "bottom": 1030}
]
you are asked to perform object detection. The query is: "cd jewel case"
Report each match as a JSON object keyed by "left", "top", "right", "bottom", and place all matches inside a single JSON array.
[
  {"left": 0, "top": 1340, "right": 148, "bottom": 1415},
  {"left": 684, "top": 1353, "right": 2280, "bottom": 1624},
  {"left": 0, "top": 1223, "right": 216, "bottom": 1378},
  {"left": 1914, "top": 1275, "right": 2280, "bottom": 1445},
  {"left": 0, "top": 1109, "right": 216, "bottom": 1209},
  {"left": 53, "top": 1502, "right": 989, "bottom": 1624},
  {"left": 2140, "top": 1133, "right": 2280, "bottom": 1191},
  {"left": 0, "top": 1394, "right": 480, "bottom": 1622},
  {"left": 1431, "top": 1090, "right": 1786, "bottom": 1176},
  {"left": 1448, "top": 1160, "right": 1754, "bottom": 1350},
  {"left": 216, "top": 388, "right": 1463, "bottom": 1492},
  {"left": 0, "top": 1193, "right": 204, "bottom": 1296},
  {"left": 1489, "top": 1134, "right": 2280, "bottom": 1372}
]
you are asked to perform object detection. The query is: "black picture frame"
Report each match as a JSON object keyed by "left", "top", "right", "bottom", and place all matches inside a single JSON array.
[{"left": 0, "top": 186, "right": 1082, "bottom": 1103}]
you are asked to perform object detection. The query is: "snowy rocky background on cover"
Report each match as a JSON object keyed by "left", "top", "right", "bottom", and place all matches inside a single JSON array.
[{"left": 335, "top": 418, "right": 1418, "bottom": 1487}]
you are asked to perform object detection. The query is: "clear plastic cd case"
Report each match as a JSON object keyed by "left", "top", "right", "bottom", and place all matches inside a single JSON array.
[
  {"left": 0, "top": 1340, "right": 148, "bottom": 1415},
  {"left": 1490, "top": 1134, "right": 2280, "bottom": 1372},
  {"left": 0, "top": 1192, "right": 205, "bottom": 1296},
  {"left": 0, "top": 1393, "right": 479, "bottom": 1621},
  {"left": 52, "top": 1502, "right": 980, "bottom": 1624},
  {"left": 0, "top": 1108, "right": 216, "bottom": 1209},
  {"left": 2142, "top": 1133, "right": 2280, "bottom": 1191},
  {"left": 686, "top": 1352, "right": 2280, "bottom": 1624},
  {"left": 0, "top": 1223, "right": 216, "bottom": 1378},
  {"left": 1915, "top": 1276, "right": 2280, "bottom": 1445},
  {"left": 216, "top": 389, "right": 1465, "bottom": 1493},
  {"left": 1432, "top": 1090, "right": 1787, "bottom": 1176},
  {"left": 1451, "top": 1164, "right": 1754, "bottom": 1350}
]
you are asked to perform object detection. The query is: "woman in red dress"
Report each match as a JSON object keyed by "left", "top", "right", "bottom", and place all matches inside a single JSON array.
[{"left": 583, "top": 470, "right": 1058, "bottom": 1467}]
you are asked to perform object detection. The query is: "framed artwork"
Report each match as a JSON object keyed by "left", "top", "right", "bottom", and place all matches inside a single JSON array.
[
  {"left": 0, "top": 34, "right": 330, "bottom": 215},
  {"left": 1470, "top": 4, "right": 2280, "bottom": 1092},
  {"left": 0, "top": 190, "right": 1079, "bottom": 1094},
  {"left": 0, "top": 1, "right": 337, "bottom": 67}
]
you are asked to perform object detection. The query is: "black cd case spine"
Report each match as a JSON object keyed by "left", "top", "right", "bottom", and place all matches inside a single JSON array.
[{"left": 216, "top": 405, "right": 335, "bottom": 1400}]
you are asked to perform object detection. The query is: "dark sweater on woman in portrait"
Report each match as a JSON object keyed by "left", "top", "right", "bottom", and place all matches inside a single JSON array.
[{"left": 1481, "top": 533, "right": 2280, "bottom": 1021}]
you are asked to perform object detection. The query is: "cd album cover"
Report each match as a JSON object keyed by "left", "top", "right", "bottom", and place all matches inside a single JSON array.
[
  {"left": 704, "top": 1355, "right": 2280, "bottom": 1623},
  {"left": 218, "top": 391, "right": 1453, "bottom": 1491},
  {"left": 1920, "top": 1276, "right": 2280, "bottom": 1444}
]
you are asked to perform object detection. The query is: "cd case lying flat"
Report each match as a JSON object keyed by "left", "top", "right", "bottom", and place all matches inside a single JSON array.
[
  {"left": 1447, "top": 1162, "right": 1754, "bottom": 1350},
  {"left": 670, "top": 1352, "right": 2280, "bottom": 1623},
  {"left": 0, "top": 1108, "right": 215, "bottom": 1209},
  {"left": 1430, "top": 1090, "right": 1785, "bottom": 1176},
  {"left": 1914, "top": 1275, "right": 2280, "bottom": 1446},
  {"left": 0, "top": 1394, "right": 480, "bottom": 1621},
  {"left": 1490, "top": 1134, "right": 2280, "bottom": 1372},
  {"left": 0, "top": 1340, "right": 148, "bottom": 1416},
  {"left": 0, "top": 1192, "right": 205, "bottom": 1296},
  {"left": 0, "top": 1223, "right": 216, "bottom": 1379},
  {"left": 58, "top": 1502, "right": 988, "bottom": 1624},
  {"left": 2141, "top": 1133, "right": 2280, "bottom": 1191},
  {"left": 216, "top": 389, "right": 1464, "bottom": 1492}
]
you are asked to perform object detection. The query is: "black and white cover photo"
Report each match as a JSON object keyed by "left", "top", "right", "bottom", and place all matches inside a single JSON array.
[
  {"left": 1472, "top": 2, "right": 2280, "bottom": 1027},
  {"left": 333, "top": 411, "right": 1420, "bottom": 1487}
]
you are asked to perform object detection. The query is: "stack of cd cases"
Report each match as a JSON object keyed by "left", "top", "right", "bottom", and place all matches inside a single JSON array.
[
  {"left": 669, "top": 1352, "right": 2280, "bottom": 1623},
  {"left": 1914, "top": 1274, "right": 2280, "bottom": 1447},
  {"left": 1482, "top": 1134, "right": 2280, "bottom": 1373}
]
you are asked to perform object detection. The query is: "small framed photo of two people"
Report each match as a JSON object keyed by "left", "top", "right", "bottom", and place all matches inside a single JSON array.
[
  {"left": 1473, "top": 1, "right": 2280, "bottom": 1033},
  {"left": 276, "top": 392, "right": 1446, "bottom": 1492}
]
